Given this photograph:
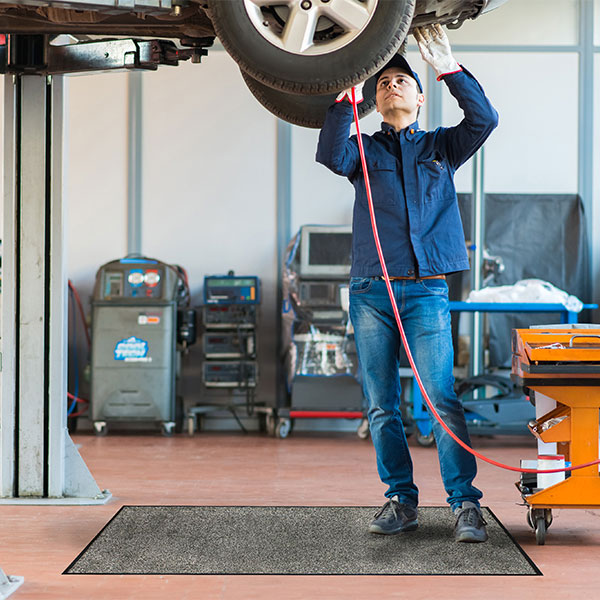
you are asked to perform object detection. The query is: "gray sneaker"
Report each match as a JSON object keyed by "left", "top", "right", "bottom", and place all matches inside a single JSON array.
[
  {"left": 369, "top": 498, "right": 418, "bottom": 535},
  {"left": 454, "top": 501, "right": 488, "bottom": 543}
]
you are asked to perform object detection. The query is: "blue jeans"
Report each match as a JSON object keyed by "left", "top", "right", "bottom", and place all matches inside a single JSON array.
[{"left": 349, "top": 276, "right": 482, "bottom": 510}]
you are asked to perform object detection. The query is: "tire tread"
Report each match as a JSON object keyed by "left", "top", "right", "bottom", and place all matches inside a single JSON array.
[{"left": 208, "top": 0, "right": 416, "bottom": 94}]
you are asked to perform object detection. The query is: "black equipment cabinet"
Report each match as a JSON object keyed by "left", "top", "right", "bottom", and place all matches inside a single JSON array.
[
  {"left": 187, "top": 274, "right": 270, "bottom": 434},
  {"left": 277, "top": 226, "right": 366, "bottom": 439}
]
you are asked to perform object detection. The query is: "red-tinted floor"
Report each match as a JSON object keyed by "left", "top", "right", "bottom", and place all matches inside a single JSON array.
[{"left": 2, "top": 432, "right": 599, "bottom": 599}]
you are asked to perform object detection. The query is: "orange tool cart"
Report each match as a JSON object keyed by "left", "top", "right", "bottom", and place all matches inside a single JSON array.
[{"left": 511, "top": 327, "right": 600, "bottom": 544}]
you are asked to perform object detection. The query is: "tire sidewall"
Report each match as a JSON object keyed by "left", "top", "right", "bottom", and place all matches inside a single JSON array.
[
  {"left": 210, "top": 0, "right": 414, "bottom": 91},
  {"left": 242, "top": 69, "right": 377, "bottom": 128}
]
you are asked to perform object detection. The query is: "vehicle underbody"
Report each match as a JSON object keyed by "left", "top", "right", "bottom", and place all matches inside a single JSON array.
[
  {"left": 0, "top": 0, "right": 507, "bottom": 126},
  {"left": 0, "top": 1, "right": 495, "bottom": 41}
]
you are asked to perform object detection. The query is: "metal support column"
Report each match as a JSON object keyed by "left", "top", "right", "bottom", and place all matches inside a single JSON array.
[
  {"left": 1, "top": 63, "right": 110, "bottom": 504},
  {"left": 578, "top": 0, "right": 596, "bottom": 317},
  {"left": 469, "top": 148, "right": 485, "bottom": 379},
  {"left": 275, "top": 120, "right": 292, "bottom": 409},
  {"left": 127, "top": 70, "right": 143, "bottom": 255}
]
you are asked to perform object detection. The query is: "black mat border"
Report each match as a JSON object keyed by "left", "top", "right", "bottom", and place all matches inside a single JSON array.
[
  {"left": 484, "top": 508, "right": 542, "bottom": 576},
  {"left": 63, "top": 505, "right": 542, "bottom": 577}
]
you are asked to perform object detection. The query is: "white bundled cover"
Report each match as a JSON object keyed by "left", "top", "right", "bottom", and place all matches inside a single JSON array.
[{"left": 466, "top": 279, "right": 583, "bottom": 313}]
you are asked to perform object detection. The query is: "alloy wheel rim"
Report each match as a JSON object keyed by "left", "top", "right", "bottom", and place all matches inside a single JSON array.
[{"left": 243, "top": 0, "right": 379, "bottom": 56}]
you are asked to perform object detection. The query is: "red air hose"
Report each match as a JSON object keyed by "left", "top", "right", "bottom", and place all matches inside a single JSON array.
[{"left": 349, "top": 87, "right": 599, "bottom": 474}]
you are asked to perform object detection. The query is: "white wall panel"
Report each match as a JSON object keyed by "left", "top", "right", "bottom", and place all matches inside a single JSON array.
[
  {"left": 446, "top": 52, "right": 579, "bottom": 194},
  {"left": 447, "top": 0, "right": 579, "bottom": 46},
  {"left": 141, "top": 54, "right": 276, "bottom": 299},
  {"left": 0, "top": 75, "right": 3, "bottom": 232},
  {"left": 141, "top": 52, "right": 278, "bottom": 405},
  {"left": 65, "top": 72, "right": 128, "bottom": 299},
  {"left": 595, "top": 0, "right": 600, "bottom": 45}
]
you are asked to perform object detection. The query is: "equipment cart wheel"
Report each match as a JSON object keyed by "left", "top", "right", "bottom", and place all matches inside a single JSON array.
[
  {"left": 527, "top": 507, "right": 552, "bottom": 545},
  {"left": 535, "top": 517, "right": 546, "bottom": 545},
  {"left": 357, "top": 418, "right": 370, "bottom": 440},
  {"left": 93, "top": 421, "right": 108, "bottom": 437},
  {"left": 258, "top": 413, "right": 267, "bottom": 433},
  {"left": 175, "top": 395, "right": 185, "bottom": 434},
  {"left": 266, "top": 414, "right": 276, "bottom": 436},
  {"left": 416, "top": 431, "right": 435, "bottom": 447},
  {"left": 161, "top": 421, "right": 175, "bottom": 437},
  {"left": 187, "top": 415, "right": 196, "bottom": 436},
  {"left": 276, "top": 418, "right": 291, "bottom": 439}
]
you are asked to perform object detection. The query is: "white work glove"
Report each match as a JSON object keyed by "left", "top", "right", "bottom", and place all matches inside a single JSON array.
[
  {"left": 414, "top": 24, "right": 461, "bottom": 80},
  {"left": 335, "top": 81, "right": 364, "bottom": 104}
]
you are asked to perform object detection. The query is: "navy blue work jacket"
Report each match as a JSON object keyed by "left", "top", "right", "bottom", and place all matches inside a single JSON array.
[{"left": 316, "top": 67, "right": 498, "bottom": 278}]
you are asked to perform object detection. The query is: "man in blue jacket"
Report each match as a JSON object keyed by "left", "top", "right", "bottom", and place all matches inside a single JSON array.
[{"left": 316, "top": 24, "right": 498, "bottom": 543}]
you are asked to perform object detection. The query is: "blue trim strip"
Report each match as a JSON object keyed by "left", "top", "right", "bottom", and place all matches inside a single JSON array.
[{"left": 119, "top": 258, "right": 157, "bottom": 264}]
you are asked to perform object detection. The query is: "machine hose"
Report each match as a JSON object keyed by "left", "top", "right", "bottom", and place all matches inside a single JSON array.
[{"left": 349, "top": 87, "right": 599, "bottom": 475}]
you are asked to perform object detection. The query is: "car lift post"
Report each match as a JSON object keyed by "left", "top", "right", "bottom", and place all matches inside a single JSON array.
[
  {"left": 0, "top": 34, "right": 208, "bottom": 506},
  {"left": 1, "top": 35, "right": 112, "bottom": 510}
]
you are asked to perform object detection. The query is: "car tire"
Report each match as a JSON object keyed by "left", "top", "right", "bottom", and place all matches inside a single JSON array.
[
  {"left": 242, "top": 69, "right": 376, "bottom": 128},
  {"left": 207, "top": 0, "right": 415, "bottom": 95}
]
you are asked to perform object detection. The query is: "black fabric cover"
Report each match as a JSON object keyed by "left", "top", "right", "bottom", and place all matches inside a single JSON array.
[{"left": 456, "top": 194, "right": 590, "bottom": 367}]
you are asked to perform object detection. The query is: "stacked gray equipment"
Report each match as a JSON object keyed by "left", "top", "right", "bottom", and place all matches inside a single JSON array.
[
  {"left": 91, "top": 257, "right": 185, "bottom": 436},
  {"left": 201, "top": 275, "right": 260, "bottom": 389}
]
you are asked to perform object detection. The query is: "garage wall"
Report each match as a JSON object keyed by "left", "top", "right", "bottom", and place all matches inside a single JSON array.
[
  {"left": 447, "top": 52, "right": 579, "bottom": 195},
  {"left": 448, "top": 0, "right": 579, "bottom": 45},
  {"left": 2, "top": 0, "right": 598, "bottom": 428},
  {"left": 139, "top": 53, "right": 278, "bottom": 410},
  {"left": 0, "top": 75, "right": 3, "bottom": 234},
  {"left": 65, "top": 51, "right": 278, "bottom": 414},
  {"left": 65, "top": 72, "right": 129, "bottom": 290}
]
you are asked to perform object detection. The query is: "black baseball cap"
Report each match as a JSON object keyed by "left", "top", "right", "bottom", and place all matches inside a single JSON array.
[{"left": 370, "top": 54, "right": 423, "bottom": 93}]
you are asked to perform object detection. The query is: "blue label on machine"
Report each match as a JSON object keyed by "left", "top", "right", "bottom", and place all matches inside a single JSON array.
[{"left": 114, "top": 336, "right": 149, "bottom": 361}]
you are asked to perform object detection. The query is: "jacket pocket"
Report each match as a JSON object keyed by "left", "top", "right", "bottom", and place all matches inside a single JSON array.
[
  {"left": 359, "top": 157, "right": 398, "bottom": 206},
  {"left": 417, "top": 159, "right": 446, "bottom": 203}
]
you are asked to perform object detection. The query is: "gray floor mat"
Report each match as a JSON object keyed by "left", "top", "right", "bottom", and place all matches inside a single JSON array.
[{"left": 65, "top": 505, "right": 541, "bottom": 576}]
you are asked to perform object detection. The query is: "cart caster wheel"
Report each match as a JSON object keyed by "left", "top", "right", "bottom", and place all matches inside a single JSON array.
[
  {"left": 258, "top": 413, "right": 267, "bottom": 433},
  {"left": 535, "top": 517, "right": 546, "bottom": 545},
  {"left": 187, "top": 416, "right": 196, "bottom": 436},
  {"left": 276, "top": 418, "right": 291, "bottom": 439},
  {"left": 93, "top": 422, "right": 108, "bottom": 437},
  {"left": 357, "top": 418, "right": 370, "bottom": 440},
  {"left": 266, "top": 414, "right": 276, "bottom": 436},
  {"left": 526, "top": 509, "right": 533, "bottom": 530},
  {"left": 416, "top": 430, "right": 435, "bottom": 447},
  {"left": 527, "top": 507, "right": 551, "bottom": 531},
  {"left": 161, "top": 422, "right": 175, "bottom": 437}
]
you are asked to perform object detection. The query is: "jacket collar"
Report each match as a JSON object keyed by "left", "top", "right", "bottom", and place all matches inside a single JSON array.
[{"left": 381, "top": 119, "right": 420, "bottom": 139}]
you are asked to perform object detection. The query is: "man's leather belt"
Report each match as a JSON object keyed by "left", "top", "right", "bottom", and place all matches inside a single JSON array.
[{"left": 387, "top": 275, "right": 446, "bottom": 280}]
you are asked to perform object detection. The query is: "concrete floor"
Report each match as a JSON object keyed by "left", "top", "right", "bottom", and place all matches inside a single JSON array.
[{"left": 2, "top": 431, "right": 599, "bottom": 599}]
